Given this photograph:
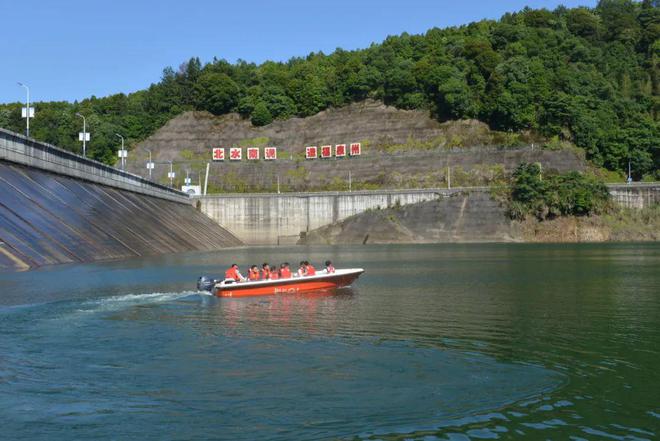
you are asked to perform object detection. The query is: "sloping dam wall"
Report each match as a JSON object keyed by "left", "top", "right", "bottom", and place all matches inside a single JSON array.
[
  {"left": 0, "top": 128, "right": 242, "bottom": 271},
  {"left": 0, "top": 161, "right": 242, "bottom": 271}
]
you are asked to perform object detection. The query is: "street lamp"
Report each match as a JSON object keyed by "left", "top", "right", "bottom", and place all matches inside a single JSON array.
[
  {"left": 167, "top": 160, "right": 176, "bottom": 187},
  {"left": 17, "top": 82, "right": 33, "bottom": 138},
  {"left": 627, "top": 159, "right": 632, "bottom": 184},
  {"left": 115, "top": 133, "right": 127, "bottom": 170},
  {"left": 145, "top": 148, "right": 154, "bottom": 180},
  {"left": 75, "top": 113, "right": 89, "bottom": 157}
]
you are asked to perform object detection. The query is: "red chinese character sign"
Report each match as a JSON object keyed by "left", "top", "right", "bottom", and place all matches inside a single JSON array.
[
  {"left": 305, "top": 146, "right": 318, "bottom": 159},
  {"left": 335, "top": 144, "right": 346, "bottom": 157},
  {"left": 247, "top": 147, "right": 259, "bottom": 160},
  {"left": 320, "top": 145, "right": 332, "bottom": 158},
  {"left": 350, "top": 142, "right": 361, "bottom": 156},
  {"left": 212, "top": 148, "right": 225, "bottom": 161},
  {"left": 229, "top": 147, "right": 242, "bottom": 160},
  {"left": 264, "top": 147, "right": 277, "bottom": 160}
]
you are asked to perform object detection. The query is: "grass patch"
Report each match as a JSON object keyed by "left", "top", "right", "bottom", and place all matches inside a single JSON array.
[{"left": 238, "top": 136, "right": 270, "bottom": 147}]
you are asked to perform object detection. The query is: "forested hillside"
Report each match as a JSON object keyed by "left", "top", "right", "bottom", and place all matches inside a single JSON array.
[{"left": 1, "top": 0, "right": 658, "bottom": 178}]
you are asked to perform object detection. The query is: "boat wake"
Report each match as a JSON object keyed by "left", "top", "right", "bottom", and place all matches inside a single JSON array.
[{"left": 81, "top": 290, "right": 203, "bottom": 310}]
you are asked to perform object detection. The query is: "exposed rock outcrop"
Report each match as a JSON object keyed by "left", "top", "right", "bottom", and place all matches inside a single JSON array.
[
  {"left": 301, "top": 192, "right": 517, "bottom": 244},
  {"left": 300, "top": 193, "right": 659, "bottom": 245}
]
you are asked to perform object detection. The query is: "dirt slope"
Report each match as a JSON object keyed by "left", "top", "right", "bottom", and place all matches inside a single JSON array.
[{"left": 129, "top": 100, "right": 586, "bottom": 192}]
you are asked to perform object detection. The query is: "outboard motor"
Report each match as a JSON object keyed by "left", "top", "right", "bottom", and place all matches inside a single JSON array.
[{"left": 197, "top": 275, "right": 217, "bottom": 292}]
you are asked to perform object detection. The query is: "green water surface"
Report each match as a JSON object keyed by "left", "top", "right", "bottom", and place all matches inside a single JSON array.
[{"left": 0, "top": 243, "right": 658, "bottom": 440}]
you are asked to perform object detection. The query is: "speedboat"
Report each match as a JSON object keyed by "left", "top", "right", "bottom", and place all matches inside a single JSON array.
[{"left": 197, "top": 268, "right": 364, "bottom": 297}]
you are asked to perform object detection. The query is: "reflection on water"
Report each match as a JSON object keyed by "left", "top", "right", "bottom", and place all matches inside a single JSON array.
[{"left": 0, "top": 243, "right": 659, "bottom": 440}]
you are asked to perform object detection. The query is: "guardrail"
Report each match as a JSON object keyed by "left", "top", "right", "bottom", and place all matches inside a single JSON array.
[
  {"left": 0, "top": 127, "right": 190, "bottom": 204},
  {"left": 194, "top": 187, "right": 490, "bottom": 199},
  {"left": 195, "top": 183, "right": 659, "bottom": 199}
]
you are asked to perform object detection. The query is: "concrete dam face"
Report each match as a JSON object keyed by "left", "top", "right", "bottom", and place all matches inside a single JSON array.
[{"left": 0, "top": 161, "right": 241, "bottom": 271}]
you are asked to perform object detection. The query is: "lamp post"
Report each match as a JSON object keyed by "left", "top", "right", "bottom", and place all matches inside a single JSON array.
[
  {"left": 17, "top": 82, "right": 32, "bottom": 138},
  {"left": 167, "top": 161, "right": 175, "bottom": 187},
  {"left": 145, "top": 149, "right": 154, "bottom": 180},
  {"left": 115, "top": 133, "right": 126, "bottom": 170},
  {"left": 75, "top": 113, "right": 88, "bottom": 157}
]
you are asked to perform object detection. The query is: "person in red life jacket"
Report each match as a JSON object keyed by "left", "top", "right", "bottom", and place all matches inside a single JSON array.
[
  {"left": 248, "top": 265, "right": 260, "bottom": 281},
  {"left": 297, "top": 261, "right": 307, "bottom": 277},
  {"left": 261, "top": 263, "right": 272, "bottom": 280},
  {"left": 324, "top": 260, "right": 335, "bottom": 273},
  {"left": 269, "top": 264, "right": 279, "bottom": 280},
  {"left": 225, "top": 263, "right": 245, "bottom": 282},
  {"left": 305, "top": 261, "right": 316, "bottom": 276},
  {"left": 279, "top": 263, "right": 291, "bottom": 278}
]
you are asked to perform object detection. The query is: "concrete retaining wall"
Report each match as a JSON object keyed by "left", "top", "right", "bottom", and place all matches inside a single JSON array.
[
  {"left": 198, "top": 184, "right": 659, "bottom": 245},
  {"left": 0, "top": 128, "right": 190, "bottom": 204},
  {"left": 198, "top": 188, "right": 484, "bottom": 245},
  {"left": 608, "top": 183, "right": 660, "bottom": 209}
]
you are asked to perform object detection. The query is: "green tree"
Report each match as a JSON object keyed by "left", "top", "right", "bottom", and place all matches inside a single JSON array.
[
  {"left": 194, "top": 72, "right": 239, "bottom": 114},
  {"left": 596, "top": 0, "right": 641, "bottom": 43},
  {"left": 0, "top": 2, "right": 657, "bottom": 177},
  {"left": 510, "top": 163, "right": 610, "bottom": 219},
  {"left": 250, "top": 101, "right": 273, "bottom": 126},
  {"left": 566, "top": 8, "right": 602, "bottom": 39}
]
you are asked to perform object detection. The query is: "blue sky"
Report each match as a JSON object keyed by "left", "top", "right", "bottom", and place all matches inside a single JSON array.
[{"left": 0, "top": 0, "right": 597, "bottom": 103}]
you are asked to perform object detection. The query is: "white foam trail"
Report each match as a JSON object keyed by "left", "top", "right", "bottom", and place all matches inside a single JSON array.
[{"left": 75, "top": 291, "right": 202, "bottom": 314}]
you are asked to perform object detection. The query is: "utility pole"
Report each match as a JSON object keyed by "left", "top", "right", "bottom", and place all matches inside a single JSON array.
[
  {"left": 348, "top": 170, "right": 352, "bottom": 192},
  {"left": 17, "top": 82, "right": 33, "bottom": 138},
  {"left": 204, "top": 162, "right": 210, "bottom": 195},
  {"left": 76, "top": 113, "right": 88, "bottom": 157}
]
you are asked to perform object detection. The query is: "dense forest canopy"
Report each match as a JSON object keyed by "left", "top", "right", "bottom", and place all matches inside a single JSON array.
[{"left": 0, "top": 0, "right": 658, "bottom": 178}]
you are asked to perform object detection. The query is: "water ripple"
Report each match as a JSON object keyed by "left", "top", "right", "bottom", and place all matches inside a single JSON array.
[{"left": 0, "top": 243, "right": 658, "bottom": 440}]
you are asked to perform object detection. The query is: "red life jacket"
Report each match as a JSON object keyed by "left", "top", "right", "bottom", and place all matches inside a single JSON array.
[
  {"left": 280, "top": 268, "right": 291, "bottom": 278},
  {"left": 225, "top": 267, "right": 239, "bottom": 280},
  {"left": 261, "top": 269, "right": 271, "bottom": 280},
  {"left": 248, "top": 269, "right": 260, "bottom": 281},
  {"left": 306, "top": 265, "right": 316, "bottom": 276},
  {"left": 270, "top": 271, "right": 279, "bottom": 280}
]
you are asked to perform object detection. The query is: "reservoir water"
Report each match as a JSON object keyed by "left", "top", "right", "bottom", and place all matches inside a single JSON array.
[{"left": 1, "top": 243, "right": 658, "bottom": 440}]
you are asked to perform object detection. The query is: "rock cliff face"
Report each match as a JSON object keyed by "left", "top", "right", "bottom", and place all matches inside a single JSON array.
[
  {"left": 302, "top": 192, "right": 517, "bottom": 244},
  {"left": 130, "top": 100, "right": 586, "bottom": 192},
  {"left": 300, "top": 193, "right": 660, "bottom": 245}
]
